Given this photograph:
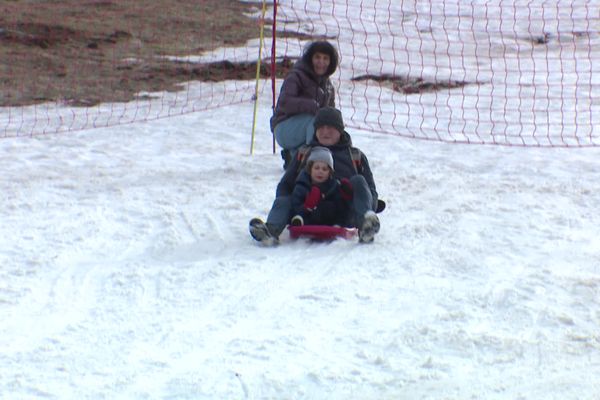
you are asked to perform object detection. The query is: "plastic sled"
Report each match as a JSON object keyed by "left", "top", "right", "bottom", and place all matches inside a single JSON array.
[{"left": 288, "top": 225, "right": 358, "bottom": 241}]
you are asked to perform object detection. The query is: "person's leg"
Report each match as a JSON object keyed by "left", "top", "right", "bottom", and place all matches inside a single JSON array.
[
  {"left": 349, "top": 175, "right": 373, "bottom": 223},
  {"left": 275, "top": 114, "right": 315, "bottom": 156},
  {"left": 349, "top": 175, "right": 380, "bottom": 243},
  {"left": 249, "top": 195, "right": 291, "bottom": 244},
  {"left": 265, "top": 195, "right": 292, "bottom": 237},
  {"left": 303, "top": 115, "right": 317, "bottom": 144}
]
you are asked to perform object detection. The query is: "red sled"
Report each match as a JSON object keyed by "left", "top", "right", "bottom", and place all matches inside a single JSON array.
[{"left": 288, "top": 225, "right": 358, "bottom": 241}]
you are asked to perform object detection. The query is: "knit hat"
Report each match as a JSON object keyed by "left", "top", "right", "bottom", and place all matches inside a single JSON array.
[
  {"left": 307, "top": 146, "right": 334, "bottom": 171},
  {"left": 314, "top": 107, "right": 345, "bottom": 134}
]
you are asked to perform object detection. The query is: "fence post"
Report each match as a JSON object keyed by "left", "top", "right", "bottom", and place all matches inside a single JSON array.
[{"left": 250, "top": 0, "right": 267, "bottom": 154}]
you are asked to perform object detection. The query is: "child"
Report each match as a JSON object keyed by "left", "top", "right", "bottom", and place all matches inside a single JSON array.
[{"left": 290, "top": 146, "right": 353, "bottom": 227}]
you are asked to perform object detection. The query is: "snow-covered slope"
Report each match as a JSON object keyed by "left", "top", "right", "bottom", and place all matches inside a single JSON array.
[{"left": 1, "top": 98, "right": 599, "bottom": 398}]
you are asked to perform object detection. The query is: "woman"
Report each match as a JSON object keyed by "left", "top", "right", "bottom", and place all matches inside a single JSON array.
[{"left": 270, "top": 40, "right": 339, "bottom": 168}]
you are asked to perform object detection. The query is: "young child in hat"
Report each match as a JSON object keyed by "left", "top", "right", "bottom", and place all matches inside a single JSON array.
[{"left": 290, "top": 146, "right": 353, "bottom": 227}]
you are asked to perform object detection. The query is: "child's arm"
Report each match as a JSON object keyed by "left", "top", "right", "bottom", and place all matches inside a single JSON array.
[{"left": 291, "top": 172, "right": 314, "bottom": 216}]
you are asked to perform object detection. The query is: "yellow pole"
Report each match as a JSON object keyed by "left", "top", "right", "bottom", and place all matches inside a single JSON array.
[{"left": 250, "top": 0, "right": 267, "bottom": 155}]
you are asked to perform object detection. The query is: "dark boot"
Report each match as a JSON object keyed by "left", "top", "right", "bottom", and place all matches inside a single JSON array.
[
  {"left": 280, "top": 149, "right": 291, "bottom": 170},
  {"left": 358, "top": 211, "right": 380, "bottom": 243},
  {"left": 249, "top": 218, "right": 279, "bottom": 246}
]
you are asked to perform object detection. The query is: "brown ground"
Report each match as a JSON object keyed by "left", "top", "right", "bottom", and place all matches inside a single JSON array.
[
  {"left": 0, "top": 0, "right": 297, "bottom": 107},
  {"left": 1, "top": 0, "right": 464, "bottom": 108}
]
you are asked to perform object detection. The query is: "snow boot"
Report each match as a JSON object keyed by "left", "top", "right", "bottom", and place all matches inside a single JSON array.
[
  {"left": 249, "top": 218, "right": 279, "bottom": 246},
  {"left": 358, "top": 210, "right": 380, "bottom": 243}
]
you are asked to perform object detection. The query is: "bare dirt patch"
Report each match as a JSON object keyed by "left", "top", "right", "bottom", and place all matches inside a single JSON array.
[
  {"left": 352, "top": 74, "right": 470, "bottom": 94},
  {"left": 1, "top": 1, "right": 463, "bottom": 108},
  {"left": 0, "top": 0, "right": 297, "bottom": 107}
]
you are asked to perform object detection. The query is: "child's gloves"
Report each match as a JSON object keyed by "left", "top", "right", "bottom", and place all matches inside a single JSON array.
[
  {"left": 304, "top": 186, "right": 322, "bottom": 210},
  {"left": 340, "top": 178, "right": 353, "bottom": 201}
]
